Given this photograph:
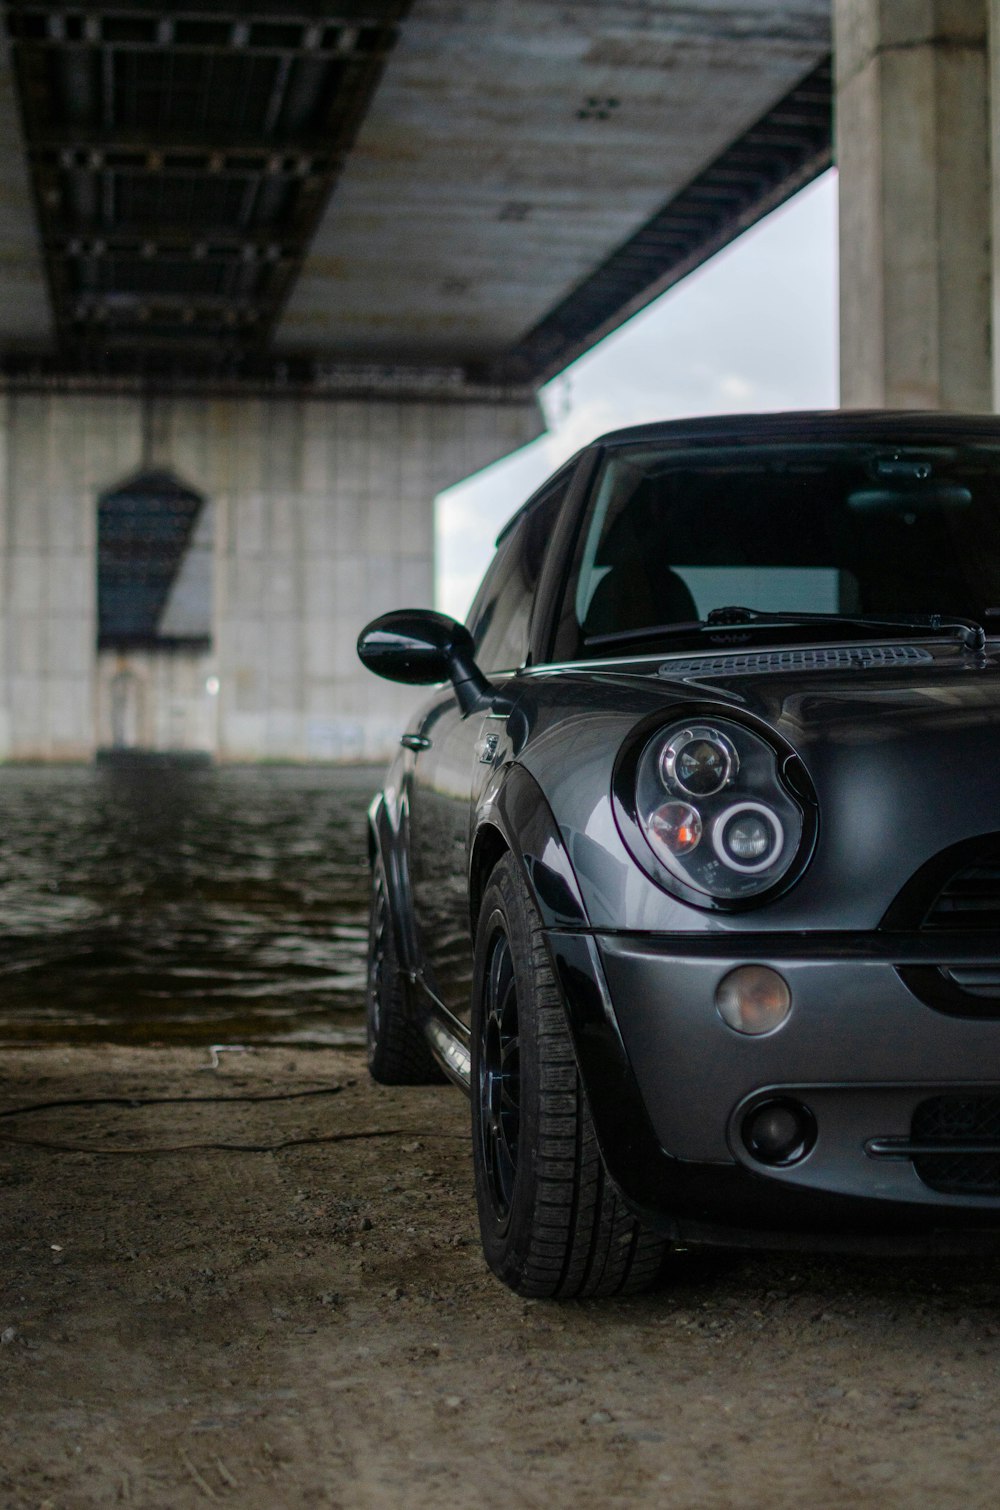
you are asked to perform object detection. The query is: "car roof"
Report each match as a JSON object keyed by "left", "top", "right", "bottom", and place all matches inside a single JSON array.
[
  {"left": 592, "top": 409, "right": 1000, "bottom": 450},
  {"left": 492, "top": 409, "right": 1000, "bottom": 549}
]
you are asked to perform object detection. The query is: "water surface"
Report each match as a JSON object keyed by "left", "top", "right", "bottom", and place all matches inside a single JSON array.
[{"left": 0, "top": 764, "right": 379, "bottom": 1046}]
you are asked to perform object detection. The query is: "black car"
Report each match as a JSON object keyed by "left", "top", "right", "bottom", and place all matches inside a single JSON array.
[{"left": 358, "top": 410, "right": 1000, "bottom": 1298}]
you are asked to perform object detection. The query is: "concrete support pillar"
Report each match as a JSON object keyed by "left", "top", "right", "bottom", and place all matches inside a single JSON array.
[
  {"left": 0, "top": 385, "right": 544, "bottom": 762},
  {"left": 835, "top": 0, "right": 991, "bottom": 410},
  {"left": 213, "top": 392, "right": 545, "bottom": 761},
  {"left": 0, "top": 392, "right": 9, "bottom": 759},
  {"left": 0, "top": 389, "right": 105, "bottom": 761},
  {"left": 990, "top": 0, "right": 1000, "bottom": 403}
]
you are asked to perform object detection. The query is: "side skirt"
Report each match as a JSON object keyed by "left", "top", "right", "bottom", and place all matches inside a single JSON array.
[{"left": 413, "top": 976, "right": 472, "bottom": 1091}]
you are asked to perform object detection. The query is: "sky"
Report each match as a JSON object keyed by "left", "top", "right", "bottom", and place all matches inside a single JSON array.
[{"left": 436, "top": 168, "right": 839, "bottom": 621}]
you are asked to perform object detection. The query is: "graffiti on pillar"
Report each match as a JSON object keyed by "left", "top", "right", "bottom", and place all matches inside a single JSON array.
[
  {"left": 97, "top": 469, "right": 213, "bottom": 650},
  {"left": 96, "top": 469, "right": 216, "bottom": 756}
]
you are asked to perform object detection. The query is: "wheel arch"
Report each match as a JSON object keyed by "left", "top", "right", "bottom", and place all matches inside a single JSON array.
[
  {"left": 367, "top": 789, "right": 420, "bottom": 977},
  {"left": 472, "top": 763, "right": 590, "bottom": 937},
  {"left": 469, "top": 823, "right": 510, "bottom": 937}
]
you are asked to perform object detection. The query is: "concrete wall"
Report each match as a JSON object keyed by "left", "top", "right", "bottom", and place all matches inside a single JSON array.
[
  {"left": 835, "top": 0, "right": 993, "bottom": 410},
  {"left": 0, "top": 387, "right": 543, "bottom": 762},
  {"left": 95, "top": 649, "right": 217, "bottom": 754}
]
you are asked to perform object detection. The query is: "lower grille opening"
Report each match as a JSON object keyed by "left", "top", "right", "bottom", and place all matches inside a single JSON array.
[
  {"left": 897, "top": 965, "right": 1000, "bottom": 1018},
  {"left": 912, "top": 1095, "right": 1000, "bottom": 1195},
  {"left": 925, "top": 865, "right": 1000, "bottom": 930}
]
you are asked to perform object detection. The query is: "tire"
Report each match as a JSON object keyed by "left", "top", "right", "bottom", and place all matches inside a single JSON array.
[
  {"left": 366, "top": 855, "right": 443, "bottom": 1085},
  {"left": 471, "top": 853, "right": 670, "bottom": 1298}
]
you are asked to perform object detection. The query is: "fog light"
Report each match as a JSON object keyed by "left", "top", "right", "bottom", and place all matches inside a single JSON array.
[
  {"left": 715, "top": 965, "right": 791, "bottom": 1035},
  {"left": 742, "top": 1098, "right": 816, "bottom": 1166}
]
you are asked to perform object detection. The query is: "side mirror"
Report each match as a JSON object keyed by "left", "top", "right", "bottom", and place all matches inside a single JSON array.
[{"left": 357, "top": 608, "right": 493, "bottom": 716}]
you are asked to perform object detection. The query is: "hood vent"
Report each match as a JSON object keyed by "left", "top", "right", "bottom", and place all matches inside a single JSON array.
[{"left": 658, "top": 645, "right": 934, "bottom": 679}]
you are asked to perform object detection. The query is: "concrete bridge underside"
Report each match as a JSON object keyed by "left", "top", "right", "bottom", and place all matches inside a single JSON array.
[{"left": 1, "top": 1, "right": 999, "bottom": 759}]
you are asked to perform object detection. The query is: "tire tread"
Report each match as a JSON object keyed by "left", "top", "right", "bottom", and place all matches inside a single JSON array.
[{"left": 474, "top": 855, "right": 670, "bottom": 1298}]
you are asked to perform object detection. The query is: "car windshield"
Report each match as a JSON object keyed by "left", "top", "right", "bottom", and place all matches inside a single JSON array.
[{"left": 556, "top": 439, "right": 1000, "bottom": 659}]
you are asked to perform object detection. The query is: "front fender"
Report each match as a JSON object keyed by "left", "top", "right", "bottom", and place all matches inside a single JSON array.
[{"left": 476, "top": 763, "right": 590, "bottom": 933}]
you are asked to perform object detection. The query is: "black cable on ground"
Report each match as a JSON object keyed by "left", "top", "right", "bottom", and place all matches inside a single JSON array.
[
  {"left": 0, "top": 1127, "right": 430, "bottom": 1156},
  {"left": 0, "top": 1085, "right": 348, "bottom": 1119}
]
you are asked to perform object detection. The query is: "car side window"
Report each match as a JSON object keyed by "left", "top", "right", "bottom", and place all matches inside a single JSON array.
[{"left": 466, "top": 474, "right": 571, "bottom": 672}]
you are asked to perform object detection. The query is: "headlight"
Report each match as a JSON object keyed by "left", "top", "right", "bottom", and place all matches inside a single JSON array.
[
  {"left": 624, "top": 715, "right": 811, "bottom": 904},
  {"left": 713, "top": 802, "right": 783, "bottom": 872},
  {"left": 660, "top": 725, "right": 737, "bottom": 797}
]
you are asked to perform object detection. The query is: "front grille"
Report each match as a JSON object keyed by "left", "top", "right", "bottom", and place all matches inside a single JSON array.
[
  {"left": 888, "top": 842, "right": 1000, "bottom": 1015},
  {"left": 923, "top": 863, "right": 1000, "bottom": 930},
  {"left": 912, "top": 1095, "right": 1000, "bottom": 1195}
]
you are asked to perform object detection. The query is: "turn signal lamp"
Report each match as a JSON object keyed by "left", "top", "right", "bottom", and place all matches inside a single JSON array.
[
  {"left": 648, "top": 801, "right": 702, "bottom": 856},
  {"left": 715, "top": 965, "right": 792, "bottom": 1036}
]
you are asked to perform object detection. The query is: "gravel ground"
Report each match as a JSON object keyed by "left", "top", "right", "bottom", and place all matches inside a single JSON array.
[{"left": 1, "top": 1045, "right": 999, "bottom": 1508}]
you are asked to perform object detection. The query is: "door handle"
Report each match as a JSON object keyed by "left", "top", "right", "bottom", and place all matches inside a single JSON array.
[{"left": 400, "top": 733, "right": 431, "bottom": 752}]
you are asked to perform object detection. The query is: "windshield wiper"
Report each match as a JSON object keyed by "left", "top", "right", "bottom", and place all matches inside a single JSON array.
[
  {"left": 584, "top": 607, "right": 987, "bottom": 652},
  {"left": 704, "top": 606, "right": 987, "bottom": 651}
]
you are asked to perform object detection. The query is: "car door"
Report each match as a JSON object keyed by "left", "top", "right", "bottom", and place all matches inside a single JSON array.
[{"left": 407, "top": 470, "right": 573, "bottom": 1030}]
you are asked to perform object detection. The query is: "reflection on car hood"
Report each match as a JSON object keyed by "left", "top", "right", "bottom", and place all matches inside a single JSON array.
[
  {"left": 586, "top": 640, "right": 1000, "bottom": 743},
  {"left": 516, "top": 640, "right": 1000, "bottom": 933},
  {"left": 527, "top": 639, "right": 1000, "bottom": 749}
]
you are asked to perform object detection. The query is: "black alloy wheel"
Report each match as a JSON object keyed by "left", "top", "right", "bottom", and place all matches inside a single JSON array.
[
  {"left": 478, "top": 927, "right": 521, "bottom": 1220},
  {"left": 471, "top": 853, "right": 669, "bottom": 1298}
]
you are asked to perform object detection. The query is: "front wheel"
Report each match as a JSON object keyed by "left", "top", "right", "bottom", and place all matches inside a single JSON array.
[{"left": 471, "top": 854, "right": 670, "bottom": 1298}]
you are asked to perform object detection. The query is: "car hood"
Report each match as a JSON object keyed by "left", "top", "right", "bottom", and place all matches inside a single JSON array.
[
  {"left": 650, "top": 641, "right": 1000, "bottom": 739},
  {"left": 514, "top": 640, "right": 1000, "bottom": 933}
]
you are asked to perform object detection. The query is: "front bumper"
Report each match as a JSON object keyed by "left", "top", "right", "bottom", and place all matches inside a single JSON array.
[{"left": 550, "top": 928, "right": 1000, "bottom": 1249}]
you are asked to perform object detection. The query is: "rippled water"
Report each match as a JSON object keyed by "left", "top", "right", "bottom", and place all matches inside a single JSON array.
[{"left": 0, "top": 764, "right": 381, "bottom": 1046}]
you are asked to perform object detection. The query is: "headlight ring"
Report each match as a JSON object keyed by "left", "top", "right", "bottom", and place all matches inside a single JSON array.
[{"left": 712, "top": 801, "right": 784, "bottom": 874}]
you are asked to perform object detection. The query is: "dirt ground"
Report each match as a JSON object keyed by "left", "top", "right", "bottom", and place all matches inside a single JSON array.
[{"left": 1, "top": 1046, "right": 999, "bottom": 1509}]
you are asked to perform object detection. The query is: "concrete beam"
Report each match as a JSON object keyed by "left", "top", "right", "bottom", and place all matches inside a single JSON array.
[{"left": 835, "top": 0, "right": 992, "bottom": 411}]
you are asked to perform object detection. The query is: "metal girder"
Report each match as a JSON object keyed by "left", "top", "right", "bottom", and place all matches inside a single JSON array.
[
  {"left": 8, "top": 7, "right": 387, "bottom": 55},
  {"left": 4, "top": 0, "right": 411, "bottom": 370},
  {"left": 1, "top": 3, "right": 833, "bottom": 389},
  {"left": 0, "top": 354, "right": 539, "bottom": 402}
]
